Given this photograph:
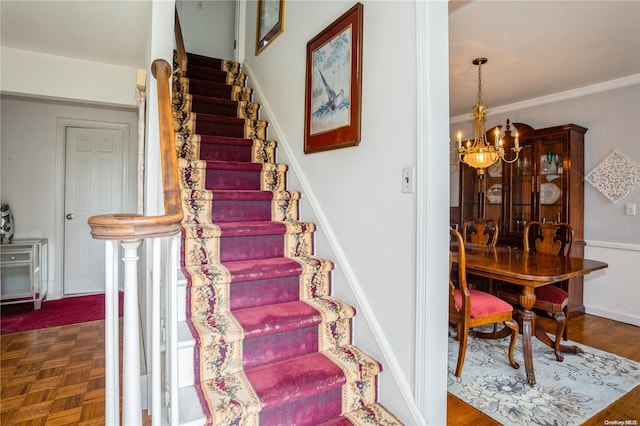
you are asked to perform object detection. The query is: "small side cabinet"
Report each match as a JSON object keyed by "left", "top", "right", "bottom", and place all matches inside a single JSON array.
[{"left": 0, "top": 239, "right": 48, "bottom": 309}]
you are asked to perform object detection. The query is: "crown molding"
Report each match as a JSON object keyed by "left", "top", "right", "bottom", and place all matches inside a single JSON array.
[{"left": 451, "top": 73, "right": 640, "bottom": 124}]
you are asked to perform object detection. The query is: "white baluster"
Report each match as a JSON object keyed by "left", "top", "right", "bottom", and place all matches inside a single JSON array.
[
  {"left": 105, "top": 241, "right": 120, "bottom": 425},
  {"left": 151, "top": 238, "right": 162, "bottom": 425},
  {"left": 168, "top": 234, "right": 180, "bottom": 425},
  {"left": 122, "top": 240, "right": 143, "bottom": 426}
]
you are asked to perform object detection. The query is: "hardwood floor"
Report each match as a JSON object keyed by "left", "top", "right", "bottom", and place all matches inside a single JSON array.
[
  {"left": 1, "top": 314, "right": 637, "bottom": 424},
  {"left": 447, "top": 314, "right": 640, "bottom": 425},
  {"left": 0, "top": 320, "right": 152, "bottom": 425}
]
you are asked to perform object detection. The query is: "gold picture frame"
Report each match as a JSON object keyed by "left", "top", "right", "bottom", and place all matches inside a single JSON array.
[{"left": 256, "top": 0, "right": 285, "bottom": 55}]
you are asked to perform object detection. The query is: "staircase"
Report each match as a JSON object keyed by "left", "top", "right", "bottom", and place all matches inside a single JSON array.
[{"left": 172, "top": 52, "right": 402, "bottom": 425}]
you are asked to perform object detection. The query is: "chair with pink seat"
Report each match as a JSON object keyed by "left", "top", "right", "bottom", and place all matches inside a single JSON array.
[{"left": 449, "top": 228, "right": 520, "bottom": 377}]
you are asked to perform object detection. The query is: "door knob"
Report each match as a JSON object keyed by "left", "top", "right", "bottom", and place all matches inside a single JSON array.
[{"left": 66, "top": 214, "right": 74, "bottom": 220}]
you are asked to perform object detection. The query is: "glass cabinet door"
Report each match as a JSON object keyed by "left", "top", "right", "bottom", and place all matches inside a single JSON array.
[
  {"left": 508, "top": 143, "right": 533, "bottom": 234},
  {"left": 483, "top": 161, "right": 504, "bottom": 231},
  {"left": 538, "top": 137, "right": 565, "bottom": 224}
]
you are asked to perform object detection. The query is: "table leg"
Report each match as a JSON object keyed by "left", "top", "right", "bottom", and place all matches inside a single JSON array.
[
  {"left": 518, "top": 288, "right": 537, "bottom": 386},
  {"left": 534, "top": 323, "right": 582, "bottom": 362}
]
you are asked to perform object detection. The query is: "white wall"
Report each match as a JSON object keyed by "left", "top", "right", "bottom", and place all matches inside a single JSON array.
[
  {"left": 0, "top": 47, "right": 139, "bottom": 108},
  {"left": 450, "top": 80, "right": 640, "bottom": 325},
  {"left": 0, "top": 96, "right": 138, "bottom": 299},
  {"left": 241, "top": 1, "right": 439, "bottom": 423},
  {"left": 177, "top": 0, "right": 235, "bottom": 60}
]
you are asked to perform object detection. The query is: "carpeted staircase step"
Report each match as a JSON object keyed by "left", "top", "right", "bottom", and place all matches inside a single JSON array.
[
  {"left": 174, "top": 94, "right": 260, "bottom": 120},
  {"left": 182, "top": 220, "right": 315, "bottom": 264},
  {"left": 183, "top": 64, "right": 247, "bottom": 86},
  {"left": 236, "top": 297, "right": 355, "bottom": 369},
  {"left": 184, "top": 256, "right": 334, "bottom": 313},
  {"left": 174, "top": 76, "right": 253, "bottom": 102},
  {"left": 181, "top": 188, "right": 299, "bottom": 223},
  {"left": 185, "top": 52, "right": 240, "bottom": 73},
  {"left": 179, "top": 159, "right": 287, "bottom": 191},
  {"left": 174, "top": 111, "right": 267, "bottom": 139},
  {"left": 177, "top": 134, "right": 277, "bottom": 164}
]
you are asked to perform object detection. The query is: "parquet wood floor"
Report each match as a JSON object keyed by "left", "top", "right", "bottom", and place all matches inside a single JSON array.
[
  {"left": 1, "top": 314, "right": 637, "bottom": 424},
  {"left": 0, "top": 320, "right": 151, "bottom": 425}
]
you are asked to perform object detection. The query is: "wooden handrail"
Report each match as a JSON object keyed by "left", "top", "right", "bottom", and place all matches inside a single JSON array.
[
  {"left": 88, "top": 59, "right": 183, "bottom": 240},
  {"left": 174, "top": 6, "right": 187, "bottom": 73}
]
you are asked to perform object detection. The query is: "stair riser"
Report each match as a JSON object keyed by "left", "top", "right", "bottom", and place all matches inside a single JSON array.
[
  {"left": 259, "top": 387, "right": 343, "bottom": 426},
  {"left": 205, "top": 169, "right": 261, "bottom": 190},
  {"left": 243, "top": 325, "right": 319, "bottom": 370},
  {"left": 221, "top": 234, "right": 284, "bottom": 262},
  {"left": 199, "top": 140, "right": 253, "bottom": 162},
  {"left": 190, "top": 100, "right": 253, "bottom": 119},
  {"left": 211, "top": 199, "right": 272, "bottom": 222},
  {"left": 196, "top": 120, "right": 243, "bottom": 138},
  {"left": 179, "top": 344, "right": 196, "bottom": 388},
  {"left": 230, "top": 276, "right": 302, "bottom": 311}
]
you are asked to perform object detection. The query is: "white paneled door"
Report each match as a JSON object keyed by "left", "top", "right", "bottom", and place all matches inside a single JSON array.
[{"left": 64, "top": 127, "right": 124, "bottom": 295}]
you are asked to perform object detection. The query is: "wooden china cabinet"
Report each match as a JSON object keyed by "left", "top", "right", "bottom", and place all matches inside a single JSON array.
[{"left": 458, "top": 120, "right": 588, "bottom": 317}]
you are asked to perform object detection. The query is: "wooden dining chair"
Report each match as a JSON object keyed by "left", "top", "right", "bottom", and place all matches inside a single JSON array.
[
  {"left": 449, "top": 228, "right": 520, "bottom": 378},
  {"left": 461, "top": 218, "right": 499, "bottom": 293},
  {"left": 462, "top": 218, "right": 499, "bottom": 247},
  {"left": 497, "top": 221, "right": 573, "bottom": 361}
]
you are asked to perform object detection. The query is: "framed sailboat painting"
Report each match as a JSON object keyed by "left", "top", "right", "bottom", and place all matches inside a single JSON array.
[{"left": 304, "top": 3, "right": 363, "bottom": 153}]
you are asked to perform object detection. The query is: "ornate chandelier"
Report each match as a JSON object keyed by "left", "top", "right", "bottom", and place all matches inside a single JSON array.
[{"left": 453, "top": 58, "right": 522, "bottom": 176}]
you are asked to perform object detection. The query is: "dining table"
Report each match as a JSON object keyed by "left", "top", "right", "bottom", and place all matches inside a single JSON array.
[{"left": 450, "top": 241, "right": 608, "bottom": 386}]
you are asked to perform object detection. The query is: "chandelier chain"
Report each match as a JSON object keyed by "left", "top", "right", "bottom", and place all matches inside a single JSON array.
[{"left": 477, "top": 61, "right": 483, "bottom": 106}]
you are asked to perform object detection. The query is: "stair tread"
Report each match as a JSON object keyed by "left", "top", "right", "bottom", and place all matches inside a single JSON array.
[
  {"left": 246, "top": 352, "right": 346, "bottom": 407},
  {"left": 223, "top": 255, "right": 332, "bottom": 280},
  {"left": 234, "top": 296, "right": 355, "bottom": 337},
  {"left": 224, "top": 257, "right": 303, "bottom": 279},
  {"left": 234, "top": 300, "right": 322, "bottom": 337},
  {"left": 318, "top": 403, "right": 403, "bottom": 426}
]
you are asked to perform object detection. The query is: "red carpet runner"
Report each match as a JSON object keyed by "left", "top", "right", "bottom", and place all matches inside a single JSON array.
[
  {"left": 174, "top": 52, "right": 402, "bottom": 425},
  {"left": 0, "top": 293, "right": 123, "bottom": 334}
]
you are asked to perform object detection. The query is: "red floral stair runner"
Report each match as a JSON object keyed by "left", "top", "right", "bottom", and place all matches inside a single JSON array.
[{"left": 175, "top": 51, "right": 402, "bottom": 425}]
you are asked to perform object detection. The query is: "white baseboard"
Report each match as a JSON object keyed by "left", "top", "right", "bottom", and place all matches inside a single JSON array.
[{"left": 584, "top": 306, "right": 640, "bottom": 327}]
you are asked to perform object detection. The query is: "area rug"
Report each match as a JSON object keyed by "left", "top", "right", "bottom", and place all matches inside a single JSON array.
[
  {"left": 448, "top": 325, "right": 640, "bottom": 425},
  {"left": 0, "top": 292, "right": 123, "bottom": 334}
]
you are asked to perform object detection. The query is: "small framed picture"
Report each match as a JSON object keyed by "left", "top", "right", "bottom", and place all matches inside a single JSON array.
[
  {"left": 256, "top": 0, "right": 285, "bottom": 55},
  {"left": 304, "top": 3, "right": 363, "bottom": 153}
]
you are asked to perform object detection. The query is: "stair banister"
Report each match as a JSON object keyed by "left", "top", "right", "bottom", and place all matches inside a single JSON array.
[
  {"left": 88, "top": 58, "right": 182, "bottom": 425},
  {"left": 174, "top": 6, "right": 187, "bottom": 74}
]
